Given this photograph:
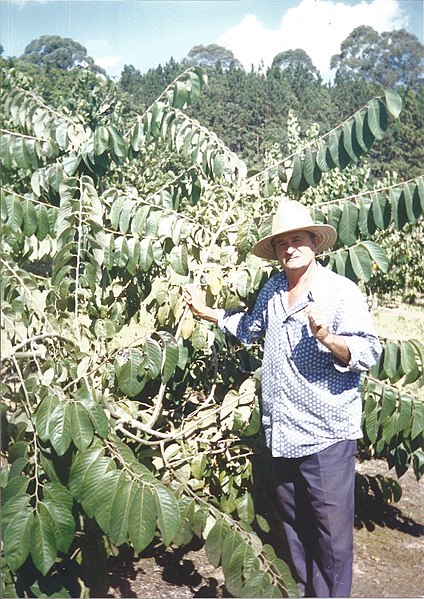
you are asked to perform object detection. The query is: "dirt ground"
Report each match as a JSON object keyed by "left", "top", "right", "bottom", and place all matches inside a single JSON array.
[{"left": 104, "top": 458, "right": 423, "bottom": 599}]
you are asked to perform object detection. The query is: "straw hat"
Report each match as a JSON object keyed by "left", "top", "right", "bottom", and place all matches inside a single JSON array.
[{"left": 252, "top": 199, "right": 337, "bottom": 260}]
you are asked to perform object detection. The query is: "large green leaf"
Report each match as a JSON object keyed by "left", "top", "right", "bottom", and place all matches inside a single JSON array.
[
  {"left": 93, "top": 469, "right": 125, "bottom": 534},
  {"left": 371, "top": 193, "right": 391, "bottom": 230},
  {"left": 349, "top": 245, "right": 372, "bottom": 281},
  {"left": 42, "top": 500, "right": 76, "bottom": 554},
  {"left": 153, "top": 484, "right": 181, "bottom": 546},
  {"left": 69, "top": 446, "right": 105, "bottom": 500},
  {"left": 359, "top": 241, "right": 388, "bottom": 273},
  {"left": 169, "top": 244, "right": 189, "bottom": 276},
  {"left": 3, "top": 508, "right": 33, "bottom": 571},
  {"left": 367, "top": 99, "right": 388, "bottom": 140},
  {"left": 48, "top": 401, "right": 73, "bottom": 456},
  {"left": 30, "top": 504, "right": 58, "bottom": 575},
  {"left": 80, "top": 457, "right": 115, "bottom": 518},
  {"left": 2, "top": 494, "right": 31, "bottom": 532},
  {"left": 383, "top": 341, "right": 401, "bottom": 382},
  {"left": 157, "top": 331, "right": 179, "bottom": 383},
  {"left": 379, "top": 388, "right": 397, "bottom": 424},
  {"left": 117, "top": 348, "right": 146, "bottom": 397},
  {"left": 110, "top": 479, "right": 138, "bottom": 546},
  {"left": 129, "top": 484, "right": 157, "bottom": 553},
  {"left": 338, "top": 201, "right": 358, "bottom": 246},
  {"left": 71, "top": 402, "right": 94, "bottom": 451},
  {"left": 384, "top": 89, "right": 402, "bottom": 119},
  {"left": 35, "top": 394, "right": 60, "bottom": 442}
]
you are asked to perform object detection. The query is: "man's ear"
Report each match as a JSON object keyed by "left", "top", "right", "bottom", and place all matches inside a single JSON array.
[{"left": 313, "top": 234, "right": 321, "bottom": 249}]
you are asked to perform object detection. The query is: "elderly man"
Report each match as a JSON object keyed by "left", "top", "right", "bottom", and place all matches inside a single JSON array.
[{"left": 184, "top": 199, "right": 381, "bottom": 598}]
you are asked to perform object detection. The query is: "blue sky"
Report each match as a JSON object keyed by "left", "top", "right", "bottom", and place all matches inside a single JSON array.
[{"left": 1, "top": 0, "right": 423, "bottom": 81}]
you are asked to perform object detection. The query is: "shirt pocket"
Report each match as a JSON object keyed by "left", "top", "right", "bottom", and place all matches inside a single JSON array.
[{"left": 290, "top": 327, "right": 334, "bottom": 375}]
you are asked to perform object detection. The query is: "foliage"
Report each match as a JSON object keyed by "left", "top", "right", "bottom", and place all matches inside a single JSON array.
[
  {"left": 20, "top": 35, "right": 106, "bottom": 75},
  {"left": 1, "top": 54, "right": 423, "bottom": 599},
  {"left": 186, "top": 44, "right": 243, "bottom": 70},
  {"left": 331, "top": 26, "right": 424, "bottom": 91}
]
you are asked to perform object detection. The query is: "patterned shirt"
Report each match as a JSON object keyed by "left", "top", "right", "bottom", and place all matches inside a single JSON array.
[{"left": 218, "top": 263, "right": 382, "bottom": 458}]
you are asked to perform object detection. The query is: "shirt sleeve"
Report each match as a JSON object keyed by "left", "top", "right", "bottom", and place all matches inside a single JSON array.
[
  {"left": 217, "top": 284, "right": 269, "bottom": 344},
  {"left": 332, "top": 285, "right": 382, "bottom": 373}
]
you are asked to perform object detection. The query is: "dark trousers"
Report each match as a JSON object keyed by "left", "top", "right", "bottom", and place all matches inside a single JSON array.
[{"left": 273, "top": 440, "right": 357, "bottom": 598}]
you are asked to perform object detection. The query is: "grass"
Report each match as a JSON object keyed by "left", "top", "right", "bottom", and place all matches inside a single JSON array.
[{"left": 372, "top": 302, "right": 424, "bottom": 342}]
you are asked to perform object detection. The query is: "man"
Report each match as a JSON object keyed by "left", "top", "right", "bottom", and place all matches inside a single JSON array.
[{"left": 183, "top": 198, "right": 381, "bottom": 598}]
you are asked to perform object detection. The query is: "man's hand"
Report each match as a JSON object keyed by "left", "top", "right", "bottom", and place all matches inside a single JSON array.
[
  {"left": 183, "top": 285, "right": 221, "bottom": 323},
  {"left": 304, "top": 304, "right": 329, "bottom": 341},
  {"left": 304, "top": 303, "right": 351, "bottom": 366}
]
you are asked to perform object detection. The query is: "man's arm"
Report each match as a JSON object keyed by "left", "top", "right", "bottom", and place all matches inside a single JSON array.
[
  {"left": 305, "top": 305, "right": 351, "bottom": 366},
  {"left": 183, "top": 286, "right": 223, "bottom": 323}
]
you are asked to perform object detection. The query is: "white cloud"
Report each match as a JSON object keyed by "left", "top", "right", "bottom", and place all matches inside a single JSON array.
[
  {"left": 94, "top": 54, "right": 123, "bottom": 70},
  {"left": 217, "top": 0, "right": 408, "bottom": 81},
  {"left": 85, "top": 39, "right": 122, "bottom": 73}
]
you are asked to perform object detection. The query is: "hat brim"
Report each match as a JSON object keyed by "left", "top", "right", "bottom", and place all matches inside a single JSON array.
[{"left": 252, "top": 225, "right": 337, "bottom": 260}]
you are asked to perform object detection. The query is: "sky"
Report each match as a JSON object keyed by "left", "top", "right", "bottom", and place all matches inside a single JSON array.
[{"left": 1, "top": 0, "right": 423, "bottom": 81}]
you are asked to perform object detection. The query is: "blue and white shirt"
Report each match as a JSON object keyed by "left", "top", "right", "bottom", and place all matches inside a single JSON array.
[{"left": 218, "top": 264, "right": 382, "bottom": 458}]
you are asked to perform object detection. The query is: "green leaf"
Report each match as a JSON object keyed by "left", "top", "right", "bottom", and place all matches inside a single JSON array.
[
  {"left": 367, "top": 99, "right": 388, "bottom": 140},
  {"left": 108, "top": 125, "right": 127, "bottom": 161},
  {"left": 157, "top": 331, "right": 179, "bottom": 383},
  {"left": 139, "top": 237, "right": 154, "bottom": 271},
  {"left": 316, "top": 141, "right": 334, "bottom": 172},
  {"left": 2, "top": 475, "right": 30, "bottom": 505},
  {"left": 3, "top": 508, "right": 33, "bottom": 572},
  {"left": 2, "top": 494, "right": 31, "bottom": 532},
  {"left": 144, "top": 338, "right": 162, "bottom": 379},
  {"left": 349, "top": 246, "right": 372, "bottom": 282},
  {"left": 391, "top": 188, "right": 408, "bottom": 231},
  {"left": 359, "top": 241, "right": 388, "bottom": 273},
  {"left": 110, "top": 479, "right": 138, "bottom": 546},
  {"left": 325, "top": 204, "right": 342, "bottom": 231},
  {"left": 43, "top": 482, "right": 74, "bottom": 512},
  {"left": 191, "top": 452, "right": 207, "bottom": 480},
  {"left": 49, "top": 401, "right": 73, "bottom": 456},
  {"left": 117, "top": 348, "right": 146, "bottom": 397},
  {"left": 80, "top": 457, "right": 115, "bottom": 518},
  {"left": 71, "top": 402, "right": 94, "bottom": 451},
  {"left": 338, "top": 201, "right": 358, "bottom": 246},
  {"left": 355, "top": 111, "right": 375, "bottom": 153},
  {"left": 364, "top": 405, "right": 378, "bottom": 444},
  {"left": 342, "top": 121, "right": 361, "bottom": 163},
  {"left": 93, "top": 469, "right": 126, "bottom": 534},
  {"left": 22, "top": 198, "right": 38, "bottom": 236},
  {"left": 205, "top": 519, "right": 231, "bottom": 567},
  {"left": 129, "top": 484, "right": 157, "bottom": 553},
  {"left": 303, "top": 147, "right": 321, "bottom": 187},
  {"left": 379, "top": 388, "right": 397, "bottom": 424},
  {"left": 94, "top": 125, "right": 109, "bottom": 155},
  {"left": 153, "top": 484, "right": 181, "bottom": 546},
  {"left": 42, "top": 500, "right": 75, "bottom": 554},
  {"left": 69, "top": 446, "right": 105, "bottom": 500},
  {"left": 242, "top": 572, "right": 274, "bottom": 597},
  {"left": 371, "top": 193, "right": 392, "bottom": 230},
  {"left": 396, "top": 395, "right": 413, "bottom": 435},
  {"left": 236, "top": 492, "right": 255, "bottom": 524},
  {"left": 384, "top": 89, "right": 402, "bottom": 119},
  {"left": 169, "top": 244, "right": 189, "bottom": 276},
  {"left": 411, "top": 400, "right": 424, "bottom": 440},
  {"left": 400, "top": 341, "right": 419, "bottom": 378},
  {"left": 288, "top": 153, "right": 302, "bottom": 192},
  {"left": 30, "top": 504, "right": 57, "bottom": 575},
  {"left": 35, "top": 394, "right": 60, "bottom": 442},
  {"left": 383, "top": 341, "right": 401, "bottom": 382}
]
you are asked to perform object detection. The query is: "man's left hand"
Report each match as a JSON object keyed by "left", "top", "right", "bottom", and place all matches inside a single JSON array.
[{"left": 304, "top": 304, "right": 329, "bottom": 341}]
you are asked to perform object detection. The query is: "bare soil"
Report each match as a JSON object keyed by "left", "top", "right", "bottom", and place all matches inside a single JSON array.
[{"left": 104, "top": 458, "right": 423, "bottom": 599}]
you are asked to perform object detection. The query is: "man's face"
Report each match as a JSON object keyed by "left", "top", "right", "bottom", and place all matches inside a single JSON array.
[{"left": 273, "top": 230, "right": 319, "bottom": 271}]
